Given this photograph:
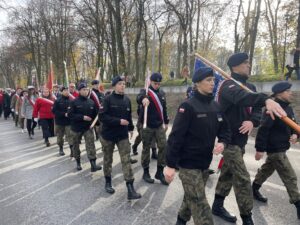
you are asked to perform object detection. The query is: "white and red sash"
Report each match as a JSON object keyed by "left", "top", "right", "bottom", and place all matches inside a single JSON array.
[
  {"left": 69, "top": 93, "right": 75, "bottom": 101},
  {"left": 148, "top": 89, "right": 164, "bottom": 122},
  {"left": 90, "top": 90, "right": 101, "bottom": 109}
]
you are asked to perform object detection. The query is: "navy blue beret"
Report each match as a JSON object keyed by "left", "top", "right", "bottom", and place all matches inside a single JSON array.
[
  {"left": 192, "top": 67, "right": 213, "bottom": 83},
  {"left": 227, "top": 53, "right": 249, "bottom": 68},
  {"left": 272, "top": 81, "right": 292, "bottom": 94},
  {"left": 91, "top": 80, "right": 99, "bottom": 85},
  {"left": 111, "top": 75, "right": 124, "bottom": 86},
  {"left": 150, "top": 72, "right": 162, "bottom": 82},
  {"left": 78, "top": 83, "right": 87, "bottom": 90}
]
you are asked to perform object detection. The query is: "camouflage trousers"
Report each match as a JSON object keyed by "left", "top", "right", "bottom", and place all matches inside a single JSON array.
[
  {"left": 101, "top": 137, "right": 134, "bottom": 182},
  {"left": 254, "top": 151, "right": 300, "bottom": 204},
  {"left": 55, "top": 125, "right": 71, "bottom": 146},
  {"left": 141, "top": 125, "right": 166, "bottom": 169},
  {"left": 133, "top": 121, "right": 156, "bottom": 148},
  {"left": 215, "top": 145, "right": 253, "bottom": 215},
  {"left": 178, "top": 168, "right": 213, "bottom": 225},
  {"left": 70, "top": 129, "right": 96, "bottom": 160}
]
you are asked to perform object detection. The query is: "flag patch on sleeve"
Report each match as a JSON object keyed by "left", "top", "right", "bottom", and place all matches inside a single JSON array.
[{"left": 179, "top": 108, "right": 185, "bottom": 113}]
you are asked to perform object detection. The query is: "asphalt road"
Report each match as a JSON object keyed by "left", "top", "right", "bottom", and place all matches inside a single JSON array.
[{"left": 1, "top": 117, "right": 300, "bottom": 225}]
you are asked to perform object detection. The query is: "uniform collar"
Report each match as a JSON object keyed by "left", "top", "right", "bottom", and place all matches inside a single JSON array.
[
  {"left": 275, "top": 98, "right": 290, "bottom": 108},
  {"left": 112, "top": 91, "right": 124, "bottom": 98},
  {"left": 231, "top": 72, "right": 248, "bottom": 84},
  {"left": 193, "top": 90, "right": 214, "bottom": 103}
]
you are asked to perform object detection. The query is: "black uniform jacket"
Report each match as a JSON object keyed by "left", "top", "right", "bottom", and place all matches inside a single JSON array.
[
  {"left": 137, "top": 86, "right": 169, "bottom": 128},
  {"left": 99, "top": 91, "right": 134, "bottom": 142},
  {"left": 255, "top": 99, "right": 298, "bottom": 153},
  {"left": 166, "top": 91, "right": 231, "bottom": 170},
  {"left": 218, "top": 73, "right": 267, "bottom": 149},
  {"left": 68, "top": 95, "right": 98, "bottom": 133},
  {"left": 52, "top": 95, "right": 71, "bottom": 126}
]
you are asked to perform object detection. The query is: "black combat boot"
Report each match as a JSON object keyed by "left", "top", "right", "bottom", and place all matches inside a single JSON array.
[
  {"left": 154, "top": 166, "right": 169, "bottom": 185},
  {"left": 175, "top": 215, "right": 187, "bottom": 225},
  {"left": 294, "top": 201, "right": 300, "bottom": 219},
  {"left": 142, "top": 167, "right": 154, "bottom": 183},
  {"left": 76, "top": 158, "right": 82, "bottom": 171},
  {"left": 45, "top": 138, "right": 50, "bottom": 147},
  {"left": 59, "top": 145, "right": 65, "bottom": 156},
  {"left": 105, "top": 176, "right": 115, "bottom": 194},
  {"left": 241, "top": 214, "right": 254, "bottom": 225},
  {"left": 130, "top": 158, "right": 138, "bottom": 164},
  {"left": 132, "top": 144, "right": 138, "bottom": 155},
  {"left": 90, "top": 159, "right": 102, "bottom": 172},
  {"left": 69, "top": 145, "right": 73, "bottom": 158},
  {"left": 252, "top": 182, "right": 267, "bottom": 203},
  {"left": 212, "top": 194, "right": 237, "bottom": 223},
  {"left": 151, "top": 148, "right": 158, "bottom": 159},
  {"left": 126, "top": 180, "right": 141, "bottom": 200}
]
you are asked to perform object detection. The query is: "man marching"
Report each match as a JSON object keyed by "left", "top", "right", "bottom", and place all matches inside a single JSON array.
[
  {"left": 211, "top": 53, "right": 287, "bottom": 225},
  {"left": 68, "top": 83, "right": 102, "bottom": 172},
  {"left": 99, "top": 76, "right": 141, "bottom": 200},
  {"left": 52, "top": 86, "right": 73, "bottom": 156},
  {"left": 137, "top": 72, "right": 169, "bottom": 185},
  {"left": 252, "top": 81, "right": 300, "bottom": 220}
]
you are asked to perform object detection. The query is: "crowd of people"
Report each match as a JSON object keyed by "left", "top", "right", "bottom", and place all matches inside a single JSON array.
[{"left": 1, "top": 52, "right": 300, "bottom": 225}]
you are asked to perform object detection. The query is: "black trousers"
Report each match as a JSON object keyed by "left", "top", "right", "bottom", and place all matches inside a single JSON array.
[
  {"left": 39, "top": 119, "right": 54, "bottom": 140},
  {"left": 0, "top": 104, "right": 3, "bottom": 117},
  {"left": 4, "top": 107, "right": 11, "bottom": 119},
  {"left": 26, "top": 118, "right": 37, "bottom": 135}
]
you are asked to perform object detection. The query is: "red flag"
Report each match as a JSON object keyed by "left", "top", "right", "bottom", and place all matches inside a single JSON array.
[
  {"left": 217, "top": 157, "right": 224, "bottom": 173},
  {"left": 47, "top": 60, "right": 55, "bottom": 92}
]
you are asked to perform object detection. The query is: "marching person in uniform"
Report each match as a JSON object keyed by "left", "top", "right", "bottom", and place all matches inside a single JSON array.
[
  {"left": 137, "top": 72, "right": 169, "bottom": 185},
  {"left": 68, "top": 83, "right": 102, "bottom": 172},
  {"left": 164, "top": 67, "right": 231, "bottom": 225},
  {"left": 211, "top": 53, "right": 287, "bottom": 225},
  {"left": 252, "top": 81, "right": 300, "bottom": 219},
  {"left": 52, "top": 86, "right": 73, "bottom": 156},
  {"left": 99, "top": 76, "right": 141, "bottom": 200},
  {"left": 33, "top": 87, "right": 55, "bottom": 147}
]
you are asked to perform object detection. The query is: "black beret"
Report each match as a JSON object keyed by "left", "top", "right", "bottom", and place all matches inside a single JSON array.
[
  {"left": 60, "top": 86, "right": 68, "bottom": 92},
  {"left": 272, "top": 81, "right": 292, "bottom": 95},
  {"left": 150, "top": 72, "right": 162, "bottom": 82},
  {"left": 78, "top": 83, "right": 87, "bottom": 90},
  {"left": 192, "top": 67, "right": 213, "bottom": 83},
  {"left": 111, "top": 75, "right": 124, "bottom": 86},
  {"left": 91, "top": 80, "right": 99, "bottom": 85},
  {"left": 227, "top": 52, "right": 249, "bottom": 68}
]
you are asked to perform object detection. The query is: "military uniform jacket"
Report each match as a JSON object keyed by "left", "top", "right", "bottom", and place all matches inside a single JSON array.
[
  {"left": 218, "top": 73, "right": 267, "bottom": 149},
  {"left": 100, "top": 91, "right": 134, "bottom": 142},
  {"left": 52, "top": 95, "right": 71, "bottom": 126},
  {"left": 68, "top": 95, "right": 98, "bottom": 133},
  {"left": 255, "top": 99, "right": 298, "bottom": 153},
  {"left": 137, "top": 86, "right": 169, "bottom": 128},
  {"left": 166, "top": 91, "right": 231, "bottom": 170}
]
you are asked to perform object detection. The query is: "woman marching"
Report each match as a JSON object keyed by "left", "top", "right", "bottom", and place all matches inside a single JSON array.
[
  {"left": 164, "top": 67, "right": 231, "bottom": 225},
  {"left": 16, "top": 90, "right": 26, "bottom": 133},
  {"left": 33, "top": 87, "right": 55, "bottom": 147},
  {"left": 21, "top": 86, "right": 38, "bottom": 139}
]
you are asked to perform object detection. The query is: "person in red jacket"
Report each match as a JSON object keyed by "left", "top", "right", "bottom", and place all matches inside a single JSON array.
[{"left": 33, "top": 87, "right": 55, "bottom": 147}]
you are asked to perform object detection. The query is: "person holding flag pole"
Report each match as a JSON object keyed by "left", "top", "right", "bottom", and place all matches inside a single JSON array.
[
  {"left": 137, "top": 72, "right": 169, "bottom": 185},
  {"left": 193, "top": 52, "right": 289, "bottom": 225}
]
